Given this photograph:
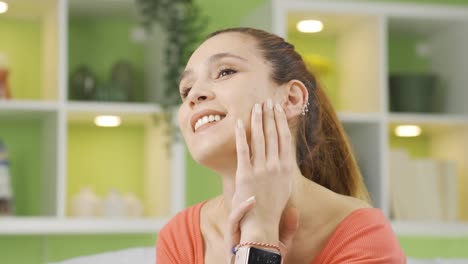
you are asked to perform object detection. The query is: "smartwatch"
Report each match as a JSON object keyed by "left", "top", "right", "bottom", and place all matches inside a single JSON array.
[{"left": 235, "top": 246, "right": 282, "bottom": 264}]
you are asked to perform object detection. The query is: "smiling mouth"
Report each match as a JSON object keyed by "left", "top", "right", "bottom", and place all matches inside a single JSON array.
[{"left": 194, "top": 114, "right": 226, "bottom": 132}]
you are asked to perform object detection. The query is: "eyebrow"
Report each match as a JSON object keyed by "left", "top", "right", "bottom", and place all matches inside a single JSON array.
[{"left": 179, "top": 52, "right": 248, "bottom": 83}]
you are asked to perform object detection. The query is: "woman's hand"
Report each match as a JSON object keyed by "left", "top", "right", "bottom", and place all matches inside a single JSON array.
[{"left": 232, "top": 99, "right": 294, "bottom": 245}]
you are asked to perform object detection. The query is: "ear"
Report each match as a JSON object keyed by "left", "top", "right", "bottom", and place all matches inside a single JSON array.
[{"left": 279, "top": 80, "right": 308, "bottom": 120}]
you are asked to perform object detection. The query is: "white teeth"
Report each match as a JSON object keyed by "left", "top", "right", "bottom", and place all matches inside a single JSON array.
[{"left": 194, "top": 114, "right": 224, "bottom": 131}]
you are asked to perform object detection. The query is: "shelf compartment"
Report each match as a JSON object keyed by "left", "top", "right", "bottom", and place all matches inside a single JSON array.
[
  {"left": 388, "top": 16, "right": 468, "bottom": 115},
  {"left": 342, "top": 121, "right": 384, "bottom": 209},
  {"left": 0, "top": 217, "right": 167, "bottom": 235},
  {"left": 388, "top": 122, "right": 468, "bottom": 222},
  {"left": 0, "top": 0, "right": 59, "bottom": 101},
  {"left": 0, "top": 112, "right": 59, "bottom": 216},
  {"left": 66, "top": 110, "right": 171, "bottom": 218},
  {"left": 67, "top": 0, "right": 163, "bottom": 103},
  {"left": 286, "top": 12, "right": 384, "bottom": 113}
]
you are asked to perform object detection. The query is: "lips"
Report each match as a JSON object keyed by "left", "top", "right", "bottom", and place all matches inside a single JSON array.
[{"left": 190, "top": 109, "right": 227, "bottom": 132}]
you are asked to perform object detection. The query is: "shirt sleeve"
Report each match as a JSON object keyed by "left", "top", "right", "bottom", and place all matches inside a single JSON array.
[
  {"left": 155, "top": 202, "right": 205, "bottom": 264},
  {"left": 156, "top": 223, "right": 184, "bottom": 263},
  {"left": 313, "top": 209, "right": 406, "bottom": 264}
]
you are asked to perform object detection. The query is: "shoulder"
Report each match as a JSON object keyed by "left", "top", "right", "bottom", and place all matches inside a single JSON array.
[
  {"left": 314, "top": 208, "right": 406, "bottom": 264},
  {"left": 156, "top": 202, "right": 206, "bottom": 263}
]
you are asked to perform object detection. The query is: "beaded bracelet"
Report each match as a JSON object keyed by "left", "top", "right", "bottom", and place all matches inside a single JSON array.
[{"left": 232, "top": 242, "right": 281, "bottom": 255}]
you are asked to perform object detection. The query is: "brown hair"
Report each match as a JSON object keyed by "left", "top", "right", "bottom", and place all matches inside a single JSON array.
[{"left": 207, "top": 28, "right": 370, "bottom": 202}]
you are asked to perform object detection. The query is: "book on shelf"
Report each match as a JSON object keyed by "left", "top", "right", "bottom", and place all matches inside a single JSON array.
[
  {"left": 389, "top": 149, "right": 412, "bottom": 220},
  {"left": 439, "top": 160, "right": 458, "bottom": 222},
  {"left": 413, "top": 159, "right": 441, "bottom": 221},
  {"left": 389, "top": 149, "right": 459, "bottom": 222}
]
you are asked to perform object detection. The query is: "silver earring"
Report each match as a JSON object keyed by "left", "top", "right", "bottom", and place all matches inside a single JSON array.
[{"left": 301, "top": 101, "right": 310, "bottom": 116}]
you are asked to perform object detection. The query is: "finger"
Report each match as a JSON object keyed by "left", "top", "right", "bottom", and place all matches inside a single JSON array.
[
  {"left": 279, "top": 207, "right": 299, "bottom": 255},
  {"left": 274, "top": 103, "right": 292, "bottom": 163},
  {"left": 225, "top": 196, "right": 257, "bottom": 254},
  {"left": 250, "top": 103, "right": 265, "bottom": 166},
  {"left": 235, "top": 119, "right": 250, "bottom": 174},
  {"left": 264, "top": 99, "right": 279, "bottom": 162}
]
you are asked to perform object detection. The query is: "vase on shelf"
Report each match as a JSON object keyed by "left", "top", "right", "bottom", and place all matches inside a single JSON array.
[
  {"left": 93, "top": 60, "right": 135, "bottom": 102},
  {"left": 70, "top": 186, "right": 102, "bottom": 218},
  {"left": 102, "top": 189, "right": 126, "bottom": 218},
  {"left": 69, "top": 65, "right": 98, "bottom": 101},
  {"left": 123, "top": 192, "right": 144, "bottom": 218},
  {"left": 389, "top": 73, "right": 444, "bottom": 113}
]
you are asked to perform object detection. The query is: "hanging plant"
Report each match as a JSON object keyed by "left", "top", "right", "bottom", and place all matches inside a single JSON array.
[{"left": 136, "top": 0, "right": 209, "bottom": 144}]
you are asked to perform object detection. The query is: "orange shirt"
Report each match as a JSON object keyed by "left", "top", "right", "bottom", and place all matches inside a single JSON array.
[{"left": 156, "top": 202, "right": 406, "bottom": 263}]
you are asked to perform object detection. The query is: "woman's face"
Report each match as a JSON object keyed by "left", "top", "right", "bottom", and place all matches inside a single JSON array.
[{"left": 178, "top": 32, "right": 279, "bottom": 166}]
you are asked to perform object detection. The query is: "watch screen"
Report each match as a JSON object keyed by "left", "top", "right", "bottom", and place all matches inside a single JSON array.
[{"left": 247, "top": 247, "right": 282, "bottom": 264}]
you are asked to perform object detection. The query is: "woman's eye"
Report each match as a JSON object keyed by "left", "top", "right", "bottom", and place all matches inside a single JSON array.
[
  {"left": 217, "top": 68, "right": 237, "bottom": 78},
  {"left": 180, "top": 87, "right": 191, "bottom": 99}
]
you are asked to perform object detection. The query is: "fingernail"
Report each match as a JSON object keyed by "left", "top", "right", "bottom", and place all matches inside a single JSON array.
[
  {"left": 237, "top": 119, "right": 243, "bottom": 129},
  {"left": 255, "top": 103, "right": 262, "bottom": 114},
  {"left": 246, "top": 196, "right": 255, "bottom": 203},
  {"left": 275, "top": 103, "right": 283, "bottom": 113},
  {"left": 266, "top": 99, "right": 273, "bottom": 110}
]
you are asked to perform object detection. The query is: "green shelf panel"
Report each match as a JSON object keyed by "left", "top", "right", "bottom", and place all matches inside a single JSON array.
[
  {"left": 0, "top": 236, "right": 43, "bottom": 264},
  {"left": 185, "top": 145, "right": 222, "bottom": 206},
  {"left": 399, "top": 236, "right": 468, "bottom": 258},
  {"left": 388, "top": 33, "right": 431, "bottom": 74},
  {"left": 46, "top": 234, "right": 156, "bottom": 262},
  {"left": 389, "top": 133, "right": 431, "bottom": 158},
  {"left": 0, "top": 120, "right": 43, "bottom": 216},
  {"left": 0, "top": 18, "right": 41, "bottom": 100},
  {"left": 0, "top": 234, "right": 155, "bottom": 264}
]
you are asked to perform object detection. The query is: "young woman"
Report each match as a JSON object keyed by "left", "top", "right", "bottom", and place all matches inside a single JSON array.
[{"left": 156, "top": 28, "right": 406, "bottom": 264}]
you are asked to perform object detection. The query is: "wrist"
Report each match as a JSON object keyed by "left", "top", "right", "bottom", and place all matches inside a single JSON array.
[{"left": 240, "top": 223, "right": 279, "bottom": 246}]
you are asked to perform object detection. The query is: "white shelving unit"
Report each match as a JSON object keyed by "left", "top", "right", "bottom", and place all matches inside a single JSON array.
[
  {"left": 242, "top": 0, "right": 468, "bottom": 236},
  {"left": 0, "top": 0, "right": 184, "bottom": 235},
  {"left": 2, "top": 0, "right": 468, "bottom": 237}
]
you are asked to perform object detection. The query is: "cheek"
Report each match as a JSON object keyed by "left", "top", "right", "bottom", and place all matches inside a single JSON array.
[
  {"left": 227, "top": 74, "right": 268, "bottom": 101},
  {"left": 177, "top": 106, "right": 188, "bottom": 131}
]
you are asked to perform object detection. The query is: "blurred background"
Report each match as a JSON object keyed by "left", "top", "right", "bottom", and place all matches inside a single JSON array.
[{"left": 0, "top": 0, "right": 468, "bottom": 263}]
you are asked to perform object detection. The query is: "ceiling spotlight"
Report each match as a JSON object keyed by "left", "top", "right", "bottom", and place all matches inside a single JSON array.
[
  {"left": 94, "top": 115, "right": 121, "bottom": 127},
  {"left": 0, "top": 2, "right": 8, "bottom": 14},
  {"left": 395, "top": 125, "right": 422, "bottom": 137},
  {"left": 297, "top": 20, "right": 323, "bottom": 33}
]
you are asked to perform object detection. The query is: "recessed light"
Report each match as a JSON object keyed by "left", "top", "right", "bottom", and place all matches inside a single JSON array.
[
  {"left": 297, "top": 20, "right": 323, "bottom": 33},
  {"left": 94, "top": 115, "right": 121, "bottom": 127},
  {"left": 395, "top": 125, "right": 421, "bottom": 137},
  {"left": 0, "top": 2, "right": 8, "bottom": 14}
]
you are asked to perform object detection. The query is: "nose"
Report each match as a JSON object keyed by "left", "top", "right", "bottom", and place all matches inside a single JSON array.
[{"left": 188, "top": 87, "right": 215, "bottom": 107}]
